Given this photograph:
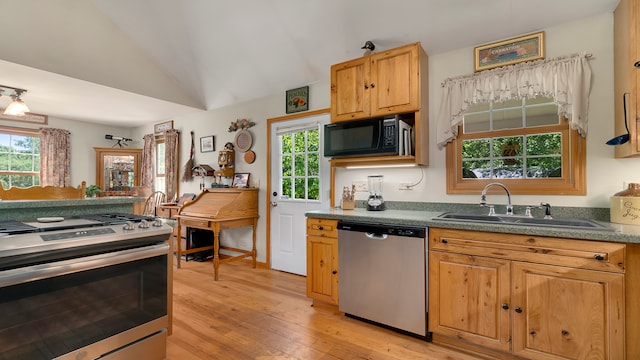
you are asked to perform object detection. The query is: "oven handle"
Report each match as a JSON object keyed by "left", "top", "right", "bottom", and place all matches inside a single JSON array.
[{"left": 0, "top": 243, "right": 169, "bottom": 288}]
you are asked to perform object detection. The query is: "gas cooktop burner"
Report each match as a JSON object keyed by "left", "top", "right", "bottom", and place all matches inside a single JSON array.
[{"left": 77, "top": 213, "right": 156, "bottom": 225}]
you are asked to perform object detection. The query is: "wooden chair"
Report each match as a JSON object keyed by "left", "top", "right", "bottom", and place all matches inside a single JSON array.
[
  {"left": 143, "top": 191, "right": 167, "bottom": 216},
  {"left": 0, "top": 181, "right": 86, "bottom": 200}
]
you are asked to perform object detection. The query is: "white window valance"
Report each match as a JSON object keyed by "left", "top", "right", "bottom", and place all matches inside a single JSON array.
[{"left": 436, "top": 52, "right": 592, "bottom": 147}]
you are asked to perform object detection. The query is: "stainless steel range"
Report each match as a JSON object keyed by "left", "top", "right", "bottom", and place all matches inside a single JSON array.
[{"left": 0, "top": 213, "right": 172, "bottom": 360}]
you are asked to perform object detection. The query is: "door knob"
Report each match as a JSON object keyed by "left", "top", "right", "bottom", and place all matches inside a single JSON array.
[{"left": 271, "top": 201, "right": 277, "bottom": 207}]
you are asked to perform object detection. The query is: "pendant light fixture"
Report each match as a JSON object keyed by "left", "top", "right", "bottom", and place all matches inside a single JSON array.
[
  {"left": 0, "top": 85, "right": 30, "bottom": 116},
  {"left": 606, "top": 92, "right": 630, "bottom": 146}
]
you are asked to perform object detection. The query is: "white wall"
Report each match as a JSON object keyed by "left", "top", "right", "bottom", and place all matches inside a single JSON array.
[{"left": 337, "top": 13, "right": 640, "bottom": 209}]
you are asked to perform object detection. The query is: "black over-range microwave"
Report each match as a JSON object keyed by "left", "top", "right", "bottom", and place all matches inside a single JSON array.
[{"left": 323, "top": 115, "right": 412, "bottom": 158}]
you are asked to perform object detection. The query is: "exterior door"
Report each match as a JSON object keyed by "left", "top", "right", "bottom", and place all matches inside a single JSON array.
[{"left": 269, "top": 113, "right": 330, "bottom": 275}]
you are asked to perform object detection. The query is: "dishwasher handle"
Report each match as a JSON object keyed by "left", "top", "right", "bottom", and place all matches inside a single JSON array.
[{"left": 366, "top": 232, "right": 388, "bottom": 240}]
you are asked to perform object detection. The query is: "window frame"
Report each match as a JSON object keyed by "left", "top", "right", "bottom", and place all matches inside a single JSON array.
[
  {"left": 446, "top": 120, "right": 586, "bottom": 195},
  {"left": 0, "top": 125, "right": 41, "bottom": 188},
  {"left": 154, "top": 135, "right": 166, "bottom": 193}
]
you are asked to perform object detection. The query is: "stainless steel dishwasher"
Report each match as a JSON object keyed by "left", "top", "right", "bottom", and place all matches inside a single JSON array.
[{"left": 338, "top": 221, "right": 428, "bottom": 338}]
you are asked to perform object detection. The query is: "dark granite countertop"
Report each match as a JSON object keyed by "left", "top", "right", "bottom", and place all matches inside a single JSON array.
[
  {"left": 0, "top": 197, "right": 145, "bottom": 221},
  {"left": 306, "top": 207, "right": 640, "bottom": 244}
]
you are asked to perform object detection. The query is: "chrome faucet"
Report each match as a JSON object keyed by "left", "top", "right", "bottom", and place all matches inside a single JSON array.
[{"left": 480, "top": 182, "right": 513, "bottom": 216}]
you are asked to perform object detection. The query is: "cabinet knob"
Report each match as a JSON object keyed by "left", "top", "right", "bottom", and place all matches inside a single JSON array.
[
  {"left": 332, "top": 270, "right": 337, "bottom": 275},
  {"left": 501, "top": 303, "right": 509, "bottom": 310},
  {"left": 635, "top": 60, "right": 640, "bottom": 68},
  {"left": 364, "top": 84, "right": 369, "bottom": 89},
  {"left": 318, "top": 226, "right": 324, "bottom": 230},
  {"left": 594, "top": 254, "right": 605, "bottom": 261},
  {"left": 442, "top": 239, "right": 448, "bottom": 244},
  {"left": 514, "top": 307, "right": 523, "bottom": 313},
  {"left": 370, "top": 83, "right": 375, "bottom": 88}
]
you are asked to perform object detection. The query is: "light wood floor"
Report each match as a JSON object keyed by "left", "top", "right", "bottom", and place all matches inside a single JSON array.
[{"left": 167, "top": 260, "right": 483, "bottom": 360}]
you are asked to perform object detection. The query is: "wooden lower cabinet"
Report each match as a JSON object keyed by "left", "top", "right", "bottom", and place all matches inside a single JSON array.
[
  {"left": 511, "top": 262, "right": 624, "bottom": 360},
  {"left": 306, "top": 218, "right": 339, "bottom": 304},
  {"left": 429, "top": 228, "right": 626, "bottom": 360}
]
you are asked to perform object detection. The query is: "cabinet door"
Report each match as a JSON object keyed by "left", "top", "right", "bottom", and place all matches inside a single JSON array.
[
  {"left": 330, "top": 57, "right": 370, "bottom": 122},
  {"left": 613, "top": 0, "right": 640, "bottom": 157},
  {"left": 429, "top": 251, "right": 511, "bottom": 352},
  {"left": 370, "top": 43, "right": 420, "bottom": 117},
  {"left": 511, "top": 262, "right": 624, "bottom": 360},
  {"left": 306, "top": 235, "right": 338, "bottom": 304}
]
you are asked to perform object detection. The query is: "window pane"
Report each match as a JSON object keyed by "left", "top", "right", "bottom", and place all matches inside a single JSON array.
[
  {"left": 281, "top": 134, "right": 292, "bottom": 153},
  {"left": 11, "top": 154, "right": 34, "bottom": 171},
  {"left": 463, "top": 112, "right": 491, "bottom": 133},
  {"left": 464, "top": 160, "right": 492, "bottom": 178},
  {"left": 493, "top": 159, "right": 523, "bottom": 178},
  {"left": 0, "top": 153, "right": 7, "bottom": 171},
  {"left": 462, "top": 138, "right": 491, "bottom": 159},
  {"left": 281, "top": 155, "right": 292, "bottom": 176},
  {"left": 307, "top": 177, "right": 319, "bottom": 200},
  {"left": 493, "top": 137, "right": 523, "bottom": 158},
  {"left": 527, "top": 157, "right": 562, "bottom": 178},
  {"left": 493, "top": 108, "right": 523, "bottom": 130},
  {"left": 307, "top": 129, "right": 319, "bottom": 152},
  {"left": 294, "top": 132, "right": 306, "bottom": 153},
  {"left": 294, "top": 154, "right": 306, "bottom": 176},
  {"left": 526, "top": 133, "right": 562, "bottom": 155},
  {"left": 526, "top": 104, "right": 559, "bottom": 127},
  {"left": 156, "top": 143, "right": 165, "bottom": 174},
  {"left": 294, "top": 177, "right": 305, "bottom": 199},
  {"left": 308, "top": 154, "right": 319, "bottom": 176},
  {"left": 282, "top": 178, "right": 292, "bottom": 199}
]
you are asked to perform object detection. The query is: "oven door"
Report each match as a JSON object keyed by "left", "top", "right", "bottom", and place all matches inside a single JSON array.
[{"left": 0, "top": 243, "right": 169, "bottom": 360}]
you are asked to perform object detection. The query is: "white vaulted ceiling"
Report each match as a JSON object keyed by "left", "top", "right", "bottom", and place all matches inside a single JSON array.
[{"left": 0, "top": 0, "right": 620, "bottom": 126}]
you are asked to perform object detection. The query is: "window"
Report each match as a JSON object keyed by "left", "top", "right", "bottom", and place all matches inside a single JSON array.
[
  {"left": 155, "top": 140, "right": 165, "bottom": 192},
  {"left": 446, "top": 96, "right": 586, "bottom": 195},
  {"left": 0, "top": 126, "right": 40, "bottom": 189},
  {"left": 280, "top": 127, "right": 320, "bottom": 200}
]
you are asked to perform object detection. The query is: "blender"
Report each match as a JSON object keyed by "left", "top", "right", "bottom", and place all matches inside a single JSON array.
[{"left": 366, "top": 175, "right": 385, "bottom": 211}]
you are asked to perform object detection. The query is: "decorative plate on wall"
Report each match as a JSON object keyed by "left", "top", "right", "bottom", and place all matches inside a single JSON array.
[
  {"left": 244, "top": 150, "right": 256, "bottom": 164},
  {"left": 234, "top": 129, "right": 253, "bottom": 153}
]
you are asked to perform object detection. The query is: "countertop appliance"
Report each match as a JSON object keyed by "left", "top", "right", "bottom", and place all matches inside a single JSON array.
[
  {"left": 337, "top": 221, "right": 428, "bottom": 338},
  {"left": 0, "top": 213, "right": 171, "bottom": 360},
  {"left": 366, "top": 175, "right": 385, "bottom": 211},
  {"left": 324, "top": 115, "right": 401, "bottom": 158}
]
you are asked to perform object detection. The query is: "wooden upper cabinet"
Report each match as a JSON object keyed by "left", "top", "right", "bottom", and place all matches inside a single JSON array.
[
  {"left": 613, "top": 0, "right": 640, "bottom": 157},
  {"left": 331, "top": 56, "right": 370, "bottom": 121},
  {"left": 331, "top": 42, "right": 426, "bottom": 122}
]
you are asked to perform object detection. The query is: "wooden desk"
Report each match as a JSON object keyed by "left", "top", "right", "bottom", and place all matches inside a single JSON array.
[
  {"left": 174, "top": 188, "right": 258, "bottom": 280},
  {"left": 157, "top": 203, "right": 181, "bottom": 219}
]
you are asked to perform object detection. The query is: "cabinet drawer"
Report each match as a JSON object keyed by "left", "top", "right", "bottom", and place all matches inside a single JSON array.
[
  {"left": 181, "top": 218, "right": 211, "bottom": 228},
  {"left": 307, "top": 218, "right": 338, "bottom": 238},
  {"left": 430, "top": 228, "right": 626, "bottom": 273}
]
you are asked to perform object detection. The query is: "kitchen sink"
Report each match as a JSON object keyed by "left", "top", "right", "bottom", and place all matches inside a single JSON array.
[{"left": 434, "top": 212, "right": 617, "bottom": 232}]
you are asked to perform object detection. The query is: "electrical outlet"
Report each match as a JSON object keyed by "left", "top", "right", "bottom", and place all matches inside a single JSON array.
[
  {"left": 353, "top": 180, "right": 368, "bottom": 192},
  {"left": 399, "top": 182, "right": 413, "bottom": 190}
]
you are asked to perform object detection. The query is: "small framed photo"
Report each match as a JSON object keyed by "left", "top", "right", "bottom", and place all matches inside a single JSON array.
[
  {"left": 200, "top": 135, "right": 214, "bottom": 153},
  {"left": 286, "top": 86, "right": 309, "bottom": 114},
  {"left": 474, "top": 31, "right": 545, "bottom": 72},
  {"left": 154, "top": 120, "right": 174, "bottom": 134},
  {"left": 232, "top": 172, "right": 250, "bottom": 188}
]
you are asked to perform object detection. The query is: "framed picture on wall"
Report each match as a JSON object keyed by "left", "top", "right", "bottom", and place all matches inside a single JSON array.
[
  {"left": 285, "top": 86, "right": 309, "bottom": 113},
  {"left": 474, "top": 31, "right": 545, "bottom": 72},
  {"left": 232, "top": 172, "right": 250, "bottom": 188},
  {"left": 200, "top": 135, "right": 214, "bottom": 152}
]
